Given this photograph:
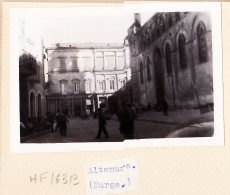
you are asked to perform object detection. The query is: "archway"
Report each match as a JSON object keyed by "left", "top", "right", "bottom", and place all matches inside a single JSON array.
[
  {"left": 37, "top": 94, "right": 42, "bottom": 121},
  {"left": 154, "top": 48, "right": 165, "bottom": 104}
]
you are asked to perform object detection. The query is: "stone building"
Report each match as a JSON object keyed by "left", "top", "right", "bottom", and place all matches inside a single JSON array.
[
  {"left": 19, "top": 18, "right": 46, "bottom": 123},
  {"left": 126, "top": 12, "right": 213, "bottom": 110},
  {"left": 45, "top": 43, "right": 131, "bottom": 116}
]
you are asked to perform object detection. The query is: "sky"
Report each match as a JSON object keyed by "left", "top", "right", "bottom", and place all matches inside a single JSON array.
[
  {"left": 41, "top": 14, "right": 153, "bottom": 45},
  {"left": 15, "top": 2, "right": 219, "bottom": 46},
  {"left": 16, "top": 7, "right": 154, "bottom": 46}
]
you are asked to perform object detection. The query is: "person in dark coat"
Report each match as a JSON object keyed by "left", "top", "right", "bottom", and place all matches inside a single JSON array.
[
  {"left": 95, "top": 108, "right": 109, "bottom": 139},
  {"left": 59, "top": 111, "right": 69, "bottom": 136},
  {"left": 55, "top": 109, "right": 61, "bottom": 132},
  {"left": 119, "top": 103, "right": 136, "bottom": 139},
  {"left": 46, "top": 112, "right": 54, "bottom": 132},
  {"left": 162, "top": 99, "right": 168, "bottom": 116}
]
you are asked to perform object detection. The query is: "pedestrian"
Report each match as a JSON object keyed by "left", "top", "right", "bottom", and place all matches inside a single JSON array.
[
  {"left": 95, "top": 108, "right": 109, "bottom": 139},
  {"left": 134, "top": 104, "right": 139, "bottom": 119},
  {"left": 59, "top": 110, "right": 69, "bottom": 136},
  {"left": 162, "top": 99, "right": 168, "bottom": 116},
  {"left": 147, "top": 102, "right": 152, "bottom": 111},
  {"left": 46, "top": 112, "right": 54, "bottom": 132},
  {"left": 119, "top": 103, "right": 136, "bottom": 139},
  {"left": 55, "top": 109, "right": 61, "bottom": 132}
]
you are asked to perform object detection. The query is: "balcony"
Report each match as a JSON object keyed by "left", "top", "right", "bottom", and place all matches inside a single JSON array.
[
  {"left": 58, "top": 67, "right": 79, "bottom": 73},
  {"left": 19, "top": 53, "right": 37, "bottom": 76}
]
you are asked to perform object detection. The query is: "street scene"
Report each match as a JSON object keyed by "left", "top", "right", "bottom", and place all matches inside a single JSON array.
[
  {"left": 22, "top": 110, "right": 213, "bottom": 143},
  {"left": 18, "top": 9, "right": 214, "bottom": 143}
]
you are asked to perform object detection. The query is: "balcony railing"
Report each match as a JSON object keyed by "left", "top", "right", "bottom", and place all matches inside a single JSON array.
[
  {"left": 57, "top": 67, "right": 80, "bottom": 73},
  {"left": 19, "top": 53, "right": 37, "bottom": 76}
]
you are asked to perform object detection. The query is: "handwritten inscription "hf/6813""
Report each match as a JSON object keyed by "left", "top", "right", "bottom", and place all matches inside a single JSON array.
[{"left": 30, "top": 172, "right": 79, "bottom": 185}]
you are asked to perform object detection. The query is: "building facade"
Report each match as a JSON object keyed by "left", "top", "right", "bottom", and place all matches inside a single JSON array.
[
  {"left": 45, "top": 43, "right": 131, "bottom": 116},
  {"left": 19, "top": 18, "right": 46, "bottom": 123},
  {"left": 126, "top": 12, "right": 213, "bottom": 110}
]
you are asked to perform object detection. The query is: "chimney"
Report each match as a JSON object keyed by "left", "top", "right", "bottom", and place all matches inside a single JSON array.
[{"left": 134, "top": 13, "right": 141, "bottom": 26}]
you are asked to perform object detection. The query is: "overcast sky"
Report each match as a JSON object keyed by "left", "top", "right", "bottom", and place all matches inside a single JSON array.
[
  {"left": 15, "top": 2, "right": 218, "bottom": 46},
  {"left": 41, "top": 14, "right": 153, "bottom": 45},
  {"left": 16, "top": 7, "right": 153, "bottom": 46}
]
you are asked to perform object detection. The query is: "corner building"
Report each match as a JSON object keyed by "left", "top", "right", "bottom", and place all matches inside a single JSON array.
[
  {"left": 127, "top": 12, "right": 213, "bottom": 110},
  {"left": 19, "top": 18, "right": 46, "bottom": 123},
  {"left": 45, "top": 43, "right": 131, "bottom": 116}
]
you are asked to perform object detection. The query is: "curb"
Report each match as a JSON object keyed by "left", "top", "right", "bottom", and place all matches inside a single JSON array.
[
  {"left": 137, "top": 119, "right": 179, "bottom": 125},
  {"left": 110, "top": 117, "right": 179, "bottom": 125}
]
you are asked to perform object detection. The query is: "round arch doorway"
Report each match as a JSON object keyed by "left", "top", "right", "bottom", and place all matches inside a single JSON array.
[
  {"left": 37, "top": 94, "right": 42, "bottom": 121},
  {"left": 153, "top": 48, "right": 165, "bottom": 105}
]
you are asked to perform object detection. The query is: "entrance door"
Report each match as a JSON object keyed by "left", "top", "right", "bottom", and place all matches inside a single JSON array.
[
  {"left": 154, "top": 48, "right": 165, "bottom": 104},
  {"left": 74, "top": 105, "right": 81, "bottom": 116},
  {"left": 37, "top": 94, "right": 42, "bottom": 121}
]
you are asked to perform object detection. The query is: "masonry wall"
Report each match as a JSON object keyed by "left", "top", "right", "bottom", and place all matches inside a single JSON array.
[
  {"left": 45, "top": 44, "right": 131, "bottom": 115},
  {"left": 127, "top": 12, "right": 213, "bottom": 110}
]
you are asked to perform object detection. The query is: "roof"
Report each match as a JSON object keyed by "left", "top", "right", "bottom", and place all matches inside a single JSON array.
[{"left": 45, "top": 42, "right": 128, "bottom": 50}]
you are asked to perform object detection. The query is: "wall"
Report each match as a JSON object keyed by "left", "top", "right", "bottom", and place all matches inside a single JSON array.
[{"left": 127, "top": 12, "right": 213, "bottom": 110}]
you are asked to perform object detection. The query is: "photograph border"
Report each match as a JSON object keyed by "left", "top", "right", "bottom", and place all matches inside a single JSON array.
[{"left": 9, "top": 2, "right": 224, "bottom": 153}]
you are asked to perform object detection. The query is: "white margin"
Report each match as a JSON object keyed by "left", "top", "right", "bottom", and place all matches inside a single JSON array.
[{"left": 10, "top": 2, "right": 224, "bottom": 153}]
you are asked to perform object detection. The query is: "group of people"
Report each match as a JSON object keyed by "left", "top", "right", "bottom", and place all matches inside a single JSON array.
[
  {"left": 95, "top": 103, "right": 137, "bottom": 140},
  {"left": 46, "top": 110, "right": 69, "bottom": 136},
  {"left": 45, "top": 100, "right": 168, "bottom": 140},
  {"left": 95, "top": 100, "right": 168, "bottom": 140}
]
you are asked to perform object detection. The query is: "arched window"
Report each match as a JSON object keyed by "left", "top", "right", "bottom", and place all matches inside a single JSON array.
[
  {"left": 175, "top": 12, "right": 180, "bottom": 22},
  {"left": 161, "top": 17, "right": 166, "bottom": 32},
  {"left": 37, "top": 94, "right": 42, "bottom": 120},
  {"left": 151, "top": 24, "right": 156, "bottom": 41},
  {"left": 141, "top": 35, "right": 145, "bottom": 50},
  {"left": 72, "top": 79, "right": 80, "bottom": 94},
  {"left": 197, "top": 22, "right": 208, "bottom": 63},
  {"left": 165, "top": 43, "right": 172, "bottom": 74},
  {"left": 85, "top": 79, "right": 92, "bottom": 93},
  {"left": 60, "top": 79, "right": 68, "bottom": 95},
  {"left": 146, "top": 57, "right": 151, "bottom": 81},
  {"left": 178, "top": 34, "right": 187, "bottom": 69},
  {"left": 140, "top": 61, "right": 144, "bottom": 84},
  {"left": 168, "top": 15, "right": 172, "bottom": 28},
  {"left": 146, "top": 31, "right": 150, "bottom": 45}
]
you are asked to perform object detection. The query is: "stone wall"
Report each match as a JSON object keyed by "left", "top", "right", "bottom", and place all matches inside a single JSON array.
[{"left": 127, "top": 12, "right": 213, "bottom": 110}]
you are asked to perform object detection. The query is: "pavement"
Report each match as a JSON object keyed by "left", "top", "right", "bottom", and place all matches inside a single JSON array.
[
  {"left": 167, "top": 121, "right": 214, "bottom": 138},
  {"left": 136, "top": 109, "right": 213, "bottom": 125},
  {"left": 22, "top": 109, "right": 214, "bottom": 143}
]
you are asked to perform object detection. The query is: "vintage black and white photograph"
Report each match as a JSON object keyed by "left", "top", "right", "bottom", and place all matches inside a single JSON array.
[{"left": 10, "top": 2, "right": 223, "bottom": 151}]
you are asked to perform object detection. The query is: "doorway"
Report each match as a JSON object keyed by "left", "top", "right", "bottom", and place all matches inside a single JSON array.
[{"left": 154, "top": 48, "right": 165, "bottom": 104}]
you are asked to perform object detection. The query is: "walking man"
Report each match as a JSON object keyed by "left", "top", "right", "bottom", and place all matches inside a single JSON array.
[
  {"left": 60, "top": 110, "right": 69, "bottom": 136},
  {"left": 46, "top": 112, "right": 54, "bottom": 132},
  {"left": 119, "top": 103, "right": 136, "bottom": 139},
  {"left": 55, "top": 109, "right": 61, "bottom": 132},
  {"left": 95, "top": 108, "right": 109, "bottom": 139},
  {"left": 162, "top": 99, "right": 168, "bottom": 116}
]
